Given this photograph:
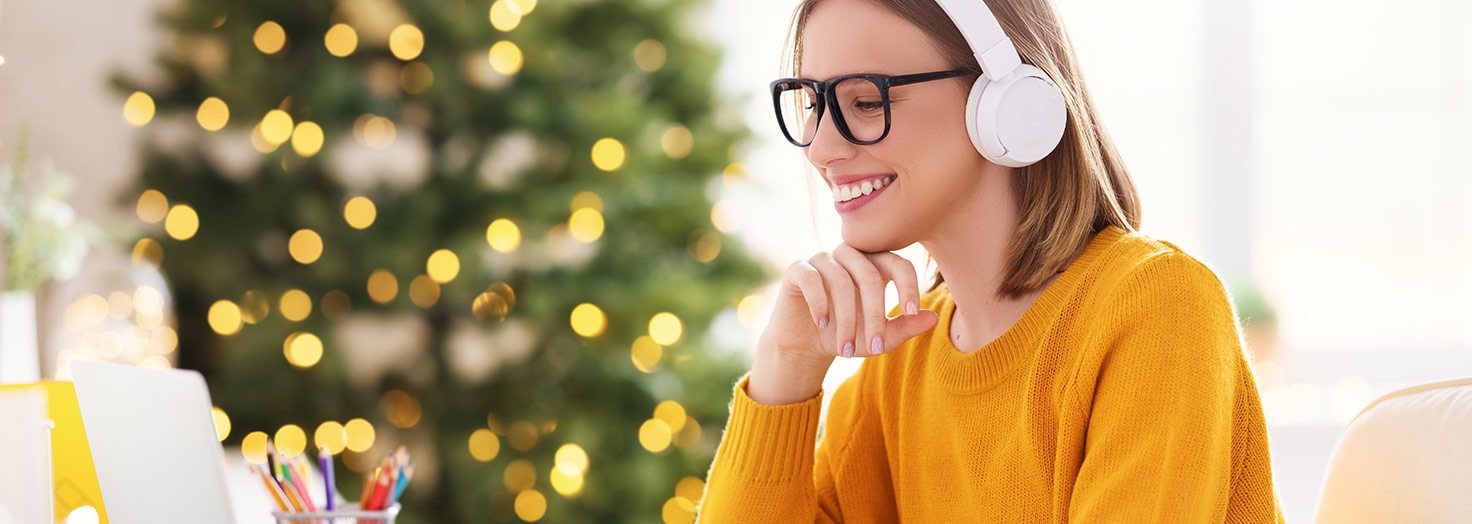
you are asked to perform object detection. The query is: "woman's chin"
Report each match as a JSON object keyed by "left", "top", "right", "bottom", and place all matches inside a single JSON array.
[{"left": 839, "top": 229, "right": 908, "bottom": 254}]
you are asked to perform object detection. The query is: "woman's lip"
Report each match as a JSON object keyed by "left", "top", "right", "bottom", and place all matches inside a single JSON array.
[{"left": 828, "top": 173, "right": 897, "bottom": 186}]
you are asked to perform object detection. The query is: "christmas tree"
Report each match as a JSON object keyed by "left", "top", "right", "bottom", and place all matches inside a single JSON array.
[{"left": 114, "top": 0, "right": 766, "bottom": 521}]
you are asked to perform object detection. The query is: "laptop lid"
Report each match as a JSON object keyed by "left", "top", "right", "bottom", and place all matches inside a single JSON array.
[{"left": 70, "top": 360, "right": 237, "bottom": 524}]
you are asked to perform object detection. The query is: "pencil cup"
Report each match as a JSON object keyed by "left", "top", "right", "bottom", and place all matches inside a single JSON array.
[{"left": 272, "top": 502, "right": 400, "bottom": 523}]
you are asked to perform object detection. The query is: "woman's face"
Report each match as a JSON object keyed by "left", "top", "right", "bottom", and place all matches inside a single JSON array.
[{"left": 799, "top": 0, "right": 992, "bottom": 253}]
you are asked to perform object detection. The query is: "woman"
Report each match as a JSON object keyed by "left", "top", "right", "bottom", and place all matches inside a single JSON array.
[{"left": 698, "top": 0, "right": 1284, "bottom": 521}]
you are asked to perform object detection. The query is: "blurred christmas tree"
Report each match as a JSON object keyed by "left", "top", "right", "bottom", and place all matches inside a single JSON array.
[{"left": 113, "top": 0, "right": 766, "bottom": 521}]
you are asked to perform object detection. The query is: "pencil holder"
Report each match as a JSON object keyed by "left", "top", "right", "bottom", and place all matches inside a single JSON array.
[{"left": 272, "top": 502, "right": 400, "bottom": 523}]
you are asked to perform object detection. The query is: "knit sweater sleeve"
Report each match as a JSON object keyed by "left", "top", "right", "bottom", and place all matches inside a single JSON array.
[
  {"left": 1069, "top": 252, "right": 1282, "bottom": 522},
  {"left": 698, "top": 371, "right": 890, "bottom": 523}
]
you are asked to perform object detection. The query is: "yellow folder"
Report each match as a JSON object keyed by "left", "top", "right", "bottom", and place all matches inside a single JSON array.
[{"left": 0, "top": 381, "right": 110, "bottom": 523}]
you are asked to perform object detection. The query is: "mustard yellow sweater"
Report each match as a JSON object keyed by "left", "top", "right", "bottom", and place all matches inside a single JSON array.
[{"left": 699, "top": 227, "right": 1284, "bottom": 522}]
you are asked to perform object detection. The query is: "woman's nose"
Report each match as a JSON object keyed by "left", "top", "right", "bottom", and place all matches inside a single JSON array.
[{"left": 803, "top": 113, "right": 857, "bottom": 167}]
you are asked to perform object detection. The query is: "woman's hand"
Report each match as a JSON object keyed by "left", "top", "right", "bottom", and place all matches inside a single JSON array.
[{"left": 747, "top": 244, "right": 939, "bottom": 405}]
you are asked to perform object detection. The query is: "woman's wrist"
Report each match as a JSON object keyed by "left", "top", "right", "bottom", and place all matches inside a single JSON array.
[{"left": 747, "top": 336, "right": 833, "bottom": 406}]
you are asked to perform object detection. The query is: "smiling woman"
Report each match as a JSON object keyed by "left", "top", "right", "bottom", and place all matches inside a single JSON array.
[{"left": 696, "top": 0, "right": 1285, "bottom": 521}]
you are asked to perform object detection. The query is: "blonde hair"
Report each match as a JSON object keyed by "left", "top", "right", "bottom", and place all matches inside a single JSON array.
[{"left": 790, "top": 0, "right": 1141, "bottom": 298}]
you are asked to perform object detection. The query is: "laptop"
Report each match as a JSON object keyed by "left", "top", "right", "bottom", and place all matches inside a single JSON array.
[{"left": 70, "top": 360, "right": 238, "bottom": 524}]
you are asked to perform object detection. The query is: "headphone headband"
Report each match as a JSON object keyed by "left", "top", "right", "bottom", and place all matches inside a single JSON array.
[{"left": 932, "top": 0, "right": 1022, "bottom": 80}]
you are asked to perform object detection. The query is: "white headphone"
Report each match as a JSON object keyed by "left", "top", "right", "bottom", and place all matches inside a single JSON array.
[{"left": 934, "top": 0, "right": 1066, "bottom": 168}]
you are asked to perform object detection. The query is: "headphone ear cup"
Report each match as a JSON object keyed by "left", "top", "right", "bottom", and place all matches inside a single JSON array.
[{"left": 964, "top": 64, "right": 1067, "bottom": 168}]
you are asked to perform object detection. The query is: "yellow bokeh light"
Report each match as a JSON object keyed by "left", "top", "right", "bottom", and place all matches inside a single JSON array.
[
  {"left": 344, "top": 418, "right": 376, "bottom": 453},
  {"left": 208, "top": 300, "right": 243, "bottom": 336},
  {"left": 389, "top": 24, "right": 424, "bottom": 61},
  {"left": 711, "top": 201, "right": 737, "bottom": 232},
  {"left": 164, "top": 205, "right": 200, "bottom": 241},
  {"left": 469, "top": 428, "right": 501, "bottom": 462},
  {"left": 250, "top": 124, "right": 280, "bottom": 154},
  {"left": 487, "top": 40, "right": 524, "bottom": 75},
  {"left": 661, "top": 125, "right": 693, "bottom": 159},
  {"left": 132, "top": 237, "right": 162, "bottom": 268},
  {"left": 261, "top": 110, "right": 294, "bottom": 146},
  {"left": 324, "top": 23, "right": 358, "bottom": 57},
  {"left": 426, "top": 249, "right": 460, "bottom": 284},
  {"left": 381, "top": 389, "right": 422, "bottom": 428},
  {"left": 284, "top": 332, "right": 324, "bottom": 369},
  {"left": 508, "top": 0, "right": 538, "bottom": 14},
  {"left": 322, "top": 290, "right": 351, "bottom": 319},
  {"left": 555, "top": 444, "right": 589, "bottom": 476},
  {"left": 344, "top": 196, "right": 377, "bottom": 229},
  {"left": 123, "top": 91, "right": 155, "bottom": 126},
  {"left": 662, "top": 497, "right": 696, "bottom": 524},
  {"left": 689, "top": 231, "right": 721, "bottom": 263},
  {"left": 570, "top": 192, "right": 603, "bottom": 213},
  {"left": 675, "top": 477, "right": 705, "bottom": 504},
  {"left": 136, "top": 189, "right": 168, "bottom": 223},
  {"left": 152, "top": 326, "right": 179, "bottom": 354},
  {"left": 240, "top": 290, "right": 270, "bottom": 324},
  {"left": 514, "top": 490, "right": 547, "bottom": 521},
  {"left": 648, "top": 312, "right": 683, "bottom": 345},
  {"left": 134, "top": 286, "right": 165, "bottom": 317},
  {"left": 400, "top": 62, "right": 435, "bottom": 94},
  {"left": 211, "top": 407, "right": 231, "bottom": 442},
  {"left": 409, "top": 275, "right": 441, "bottom": 308},
  {"left": 634, "top": 39, "right": 668, "bottom": 72},
  {"left": 508, "top": 420, "right": 539, "bottom": 452},
  {"left": 279, "top": 289, "right": 312, "bottom": 322},
  {"left": 722, "top": 162, "right": 750, "bottom": 190},
  {"left": 504, "top": 459, "right": 536, "bottom": 492},
  {"left": 107, "top": 291, "right": 131, "bottom": 319},
  {"left": 367, "top": 269, "right": 399, "bottom": 304},
  {"left": 288, "top": 229, "right": 324, "bottom": 264},
  {"left": 486, "top": 218, "right": 522, "bottom": 252},
  {"left": 653, "top": 401, "right": 687, "bottom": 433},
  {"left": 356, "top": 115, "right": 397, "bottom": 149},
  {"left": 736, "top": 293, "right": 767, "bottom": 328},
  {"left": 196, "top": 97, "right": 230, "bottom": 131},
  {"left": 315, "top": 421, "right": 347, "bottom": 454},
  {"left": 489, "top": 0, "right": 523, "bottom": 31},
  {"left": 254, "top": 21, "right": 287, "bottom": 54},
  {"left": 472, "top": 287, "right": 512, "bottom": 322},
  {"left": 291, "top": 121, "right": 325, "bottom": 157},
  {"left": 275, "top": 424, "right": 307, "bottom": 457},
  {"left": 568, "top": 208, "right": 604, "bottom": 243},
  {"left": 569, "top": 303, "right": 606, "bottom": 338},
  {"left": 673, "top": 416, "right": 702, "bottom": 448},
  {"left": 639, "top": 419, "right": 673, "bottom": 453},
  {"left": 550, "top": 466, "right": 584, "bottom": 498},
  {"left": 590, "top": 138, "right": 626, "bottom": 172},
  {"left": 242, "top": 431, "right": 269, "bottom": 464},
  {"left": 631, "top": 336, "right": 662, "bottom": 373}
]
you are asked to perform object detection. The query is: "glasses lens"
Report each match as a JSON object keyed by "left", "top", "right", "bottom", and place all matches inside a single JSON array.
[
  {"left": 776, "top": 81, "right": 819, "bottom": 145},
  {"left": 832, "top": 77, "right": 886, "bottom": 143}
]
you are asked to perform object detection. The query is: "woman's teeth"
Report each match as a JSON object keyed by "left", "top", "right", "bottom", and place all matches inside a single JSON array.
[{"left": 832, "top": 176, "right": 894, "bottom": 203}]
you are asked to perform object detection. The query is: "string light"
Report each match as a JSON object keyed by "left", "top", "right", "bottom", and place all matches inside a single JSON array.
[
  {"left": 469, "top": 428, "right": 501, "bottom": 462},
  {"left": 661, "top": 125, "right": 693, "bottom": 159},
  {"left": 634, "top": 39, "right": 667, "bottom": 72},
  {"left": 648, "top": 312, "right": 683, "bottom": 345},
  {"left": 324, "top": 24, "right": 358, "bottom": 57},
  {"left": 211, "top": 407, "right": 231, "bottom": 442},
  {"left": 639, "top": 419, "right": 673, "bottom": 453},
  {"left": 344, "top": 196, "right": 377, "bottom": 229},
  {"left": 653, "top": 401, "right": 687, "bottom": 432},
  {"left": 254, "top": 21, "right": 287, "bottom": 54},
  {"left": 291, "top": 121, "right": 324, "bottom": 157},
  {"left": 355, "top": 115, "right": 396, "bottom": 148},
  {"left": 136, "top": 190, "right": 168, "bottom": 223},
  {"left": 389, "top": 24, "right": 425, "bottom": 61},
  {"left": 164, "top": 205, "right": 200, "bottom": 240},
  {"left": 489, "top": 0, "right": 523, "bottom": 31},
  {"left": 207, "top": 300, "right": 243, "bottom": 336},
  {"left": 260, "top": 110, "right": 294, "bottom": 146},
  {"left": 275, "top": 424, "right": 307, "bottom": 457},
  {"left": 631, "top": 336, "right": 662, "bottom": 373},
  {"left": 485, "top": 218, "right": 522, "bottom": 252},
  {"left": 367, "top": 270, "right": 399, "bottom": 304},
  {"left": 288, "top": 229, "right": 324, "bottom": 264},
  {"left": 123, "top": 92, "right": 155, "bottom": 126},
  {"left": 426, "top": 249, "right": 460, "bottom": 283},
  {"left": 570, "top": 303, "right": 606, "bottom": 338},
  {"left": 315, "top": 421, "right": 348, "bottom": 454},
  {"left": 590, "top": 138, "right": 626, "bottom": 171},
  {"left": 549, "top": 466, "right": 584, "bottom": 497},
  {"left": 568, "top": 208, "right": 604, "bottom": 242},
  {"left": 409, "top": 275, "right": 441, "bottom": 308},
  {"left": 515, "top": 490, "right": 547, "bottom": 520},
  {"left": 196, "top": 97, "right": 230, "bottom": 131},
  {"left": 284, "top": 332, "right": 323, "bottom": 369},
  {"left": 279, "top": 289, "right": 312, "bottom": 321},
  {"left": 488, "top": 41, "right": 523, "bottom": 75},
  {"left": 675, "top": 477, "right": 706, "bottom": 505},
  {"left": 241, "top": 432, "right": 269, "bottom": 464},
  {"left": 344, "top": 418, "right": 376, "bottom": 453}
]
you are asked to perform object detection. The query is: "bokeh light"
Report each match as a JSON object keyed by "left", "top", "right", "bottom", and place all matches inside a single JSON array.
[
  {"left": 504, "top": 459, "right": 536, "bottom": 492},
  {"left": 631, "top": 336, "right": 662, "bottom": 373},
  {"left": 590, "top": 138, "right": 626, "bottom": 171},
  {"left": 555, "top": 444, "right": 589, "bottom": 476},
  {"left": 486, "top": 218, "right": 522, "bottom": 252},
  {"left": 570, "top": 303, "right": 606, "bottom": 338},
  {"left": 634, "top": 39, "right": 667, "bottom": 72},
  {"left": 653, "top": 401, "right": 687, "bottom": 433},
  {"left": 288, "top": 229, "right": 324, "bottom": 264},
  {"left": 508, "top": 420, "right": 539, "bottom": 451},
  {"left": 639, "top": 418, "right": 673, "bottom": 453},
  {"left": 737, "top": 293, "right": 767, "bottom": 328},
  {"left": 355, "top": 115, "right": 396, "bottom": 149},
  {"left": 164, "top": 204, "right": 199, "bottom": 240},
  {"left": 324, "top": 24, "right": 358, "bottom": 57},
  {"left": 400, "top": 62, "right": 434, "bottom": 94},
  {"left": 570, "top": 192, "right": 603, "bottom": 213},
  {"left": 488, "top": 40, "right": 524, "bottom": 75},
  {"left": 343, "top": 196, "right": 376, "bottom": 229},
  {"left": 136, "top": 190, "right": 168, "bottom": 223},
  {"left": 368, "top": 270, "right": 399, "bottom": 304},
  {"left": 514, "top": 490, "right": 547, "bottom": 521},
  {"left": 489, "top": 0, "right": 523, "bottom": 32},
  {"left": 275, "top": 424, "right": 307, "bottom": 457},
  {"left": 472, "top": 283, "right": 516, "bottom": 322},
  {"left": 322, "top": 290, "right": 351, "bottom": 319},
  {"left": 261, "top": 110, "right": 294, "bottom": 145},
  {"left": 123, "top": 92, "right": 155, "bottom": 126},
  {"left": 381, "top": 389, "right": 422, "bottom": 428},
  {"left": 568, "top": 208, "right": 604, "bottom": 243},
  {"left": 389, "top": 24, "right": 424, "bottom": 61},
  {"left": 291, "top": 121, "right": 324, "bottom": 157},
  {"left": 208, "top": 300, "right": 243, "bottom": 336},
  {"left": 279, "top": 289, "right": 312, "bottom": 322},
  {"left": 409, "top": 275, "right": 441, "bottom": 308},
  {"left": 315, "top": 421, "right": 347, "bottom": 455},
  {"left": 675, "top": 477, "right": 705, "bottom": 504},
  {"left": 661, "top": 125, "right": 693, "bottom": 159},
  {"left": 711, "top": 201, "right": 737, "bottom": 232},
  {"left": 284, "top": 332, "right": 323, "bottom": 369},
  {"left": 211, "top": 407, "right": 231, "bottom": 442},
  {"left": 509, "top": 0, "right": 538, "bottom": 14},
  {"left": 648, "top": 312, "right": 683, "bottom": 345},
  {"left": 550, "top": 466, "right": 584, "bottom": 498},
  {"left": 662, "top": 496, "right": 696, "bottom": 524},
  {"left": 240, "top": 290, "right": 270, "bottom": 324},
  {"left": 344, "top": 418, "right": 376, "bottom": 453},
  {"left": 254, "top": 21, "right": 286, "bottom": 54},
  {"left": 426, "top": 249, "right": 460, "bottom": 283},
  {"left": 469, "top": 428, "right": 501, "bottom": 462},
  {"left": 241, "top": 431, "right": 269, "bottom": 464},
  {"left": 689, "top": 231, "right": 721, "bottom": 263},
  {"left": 196, "top": 97, "right": 230, "bottom": 131}
]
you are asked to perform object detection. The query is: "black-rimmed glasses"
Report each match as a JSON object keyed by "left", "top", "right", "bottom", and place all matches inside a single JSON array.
[{"left": 770, "top": 69, "right": 975, "bottom": 147}]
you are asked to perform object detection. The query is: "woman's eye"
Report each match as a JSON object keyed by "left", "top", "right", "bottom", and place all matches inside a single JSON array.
[{"left": 852, "top": 100, "right": 884, "bottom": 113}]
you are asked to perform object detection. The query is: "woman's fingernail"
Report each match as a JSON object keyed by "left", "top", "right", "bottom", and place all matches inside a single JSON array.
[
  {"left": 818, "top": 316, "right": 829, "bottom": 329},
  {"left": 842, "top": 341, "right": 855, "bottom": 358},
  {"left": 870, "top": 336, "right": 884, "bottom": 355},
  {"left": 905, "top": 300, "right": 918, "bottom": 316}
]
